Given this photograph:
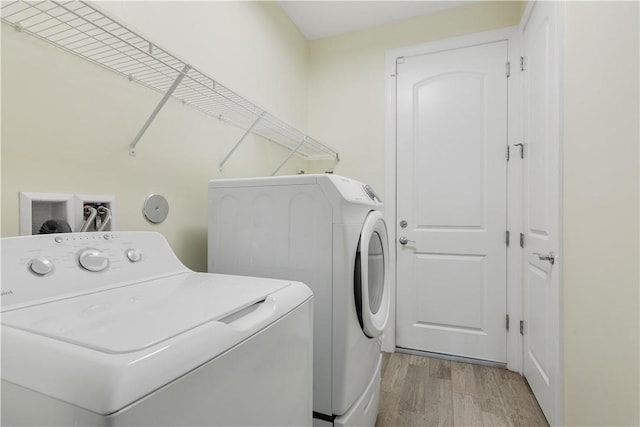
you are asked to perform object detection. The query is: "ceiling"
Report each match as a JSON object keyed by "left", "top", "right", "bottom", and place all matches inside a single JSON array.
[{"left": 278, "top": 1, "right": 472, "bottom": 40}]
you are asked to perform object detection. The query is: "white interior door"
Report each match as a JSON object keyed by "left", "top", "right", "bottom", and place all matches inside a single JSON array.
[
  {"left": 395, "top": 41, "right": 509, "bottom": 363},
  {"left": 521, "top": 1, "right": 562, "bottom": 424}
]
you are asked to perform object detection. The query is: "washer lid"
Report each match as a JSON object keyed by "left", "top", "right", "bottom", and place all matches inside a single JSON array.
[
  {"left": 1, "top": 273, "right": 312, "bottom": 415},
  {"left": 1, "top": 272, "right": 288, "bottom": 354}
]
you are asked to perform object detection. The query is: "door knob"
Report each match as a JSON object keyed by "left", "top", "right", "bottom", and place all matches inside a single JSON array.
[
  {"left": 399, "top": 236, "right": 415, "bottom": 246},
  {"left": 534, "top": 251, "right": 557, "bottom": 265}
]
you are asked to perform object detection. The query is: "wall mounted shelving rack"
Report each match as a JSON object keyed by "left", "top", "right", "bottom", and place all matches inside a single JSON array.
[{"left": 1, "top": 0, "right": 339, "bottom": 175}]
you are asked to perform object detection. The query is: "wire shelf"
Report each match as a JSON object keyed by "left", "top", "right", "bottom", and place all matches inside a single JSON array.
[{"left": 1, "top": 0, "right": 339, "bottom": 164}]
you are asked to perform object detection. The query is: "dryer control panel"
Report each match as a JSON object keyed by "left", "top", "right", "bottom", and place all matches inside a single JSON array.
[
  {"left": 1, "top": 232, "right": 188, "bottom": 311},
  {"left": 323, "top": 175, "right": 383, "bottom": 206}
]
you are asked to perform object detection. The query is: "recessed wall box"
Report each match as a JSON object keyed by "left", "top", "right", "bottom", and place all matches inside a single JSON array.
[
  {"left": 19, "top": 192, "right": 75, "bottom": 236},
  {"left": 75, "top": 195, "right": 116, "bottom": 232},
  {"left": 19, "top": 193, "right": 116, "bottom": 235}
]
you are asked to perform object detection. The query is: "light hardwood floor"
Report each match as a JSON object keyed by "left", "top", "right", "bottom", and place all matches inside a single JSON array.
[{"left": 376, "top": 352, "right": 549, "bottom": 427}]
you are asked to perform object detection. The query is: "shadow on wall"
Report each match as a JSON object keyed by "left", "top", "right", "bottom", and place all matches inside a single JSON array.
[{"left": 176, "top": 227, "right": 209, "bottom": 273}]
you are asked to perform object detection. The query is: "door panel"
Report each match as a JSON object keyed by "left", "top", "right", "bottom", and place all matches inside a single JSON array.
[
  {"left": 415, "top": 73, "right": 486, "bottom": 228},
  {"left": 396, "top": 41, "right": 508, "bottom": 362},
  {"left": 522, "top": 1, "right": 561, "bottom": 424},
  {"left": 414, "top": 254, "right": 485, "bottom": 330}
]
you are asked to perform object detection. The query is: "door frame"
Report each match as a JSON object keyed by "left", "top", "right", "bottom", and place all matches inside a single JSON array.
[{"left": 383, "top": 26, "right": 524, "bottom": 373}]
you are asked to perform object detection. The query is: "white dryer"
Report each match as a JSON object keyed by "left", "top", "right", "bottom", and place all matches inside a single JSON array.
[
  {"left": 208, "top": 174, "right": 391, "bottom": 426},
  {"left": 1, "top": 231, "right": 313, "bottom": 426}
]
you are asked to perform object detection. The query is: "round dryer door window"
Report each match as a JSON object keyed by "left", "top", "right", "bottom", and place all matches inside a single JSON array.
[{"left": 354, "top": 210, "right": 390, "bottom": 338}]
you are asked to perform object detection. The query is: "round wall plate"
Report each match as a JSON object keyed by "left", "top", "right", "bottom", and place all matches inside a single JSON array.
[{"left": 143, "top": 194, "right": 169, "bottom": 224}]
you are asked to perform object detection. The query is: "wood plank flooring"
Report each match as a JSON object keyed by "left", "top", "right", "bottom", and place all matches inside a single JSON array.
[{"left": 376, "top": 352, "right": 549, "bottom": 427}]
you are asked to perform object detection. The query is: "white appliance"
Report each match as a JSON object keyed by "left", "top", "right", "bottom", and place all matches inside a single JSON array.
[
  {"left": 208, "top": 174, "right": 390, "bottom": 426},
  {"left": 1, "top": 231, "right": 313, "bottom": 426}
]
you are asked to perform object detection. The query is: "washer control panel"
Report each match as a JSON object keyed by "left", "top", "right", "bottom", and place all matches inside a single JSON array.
[{"left": 1, "top": 232, "right": 187, "bottom": 311}]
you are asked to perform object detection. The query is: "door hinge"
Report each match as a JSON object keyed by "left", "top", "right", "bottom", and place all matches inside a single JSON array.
[
  {"left": 506, "top": 230, "right": 510, "bottom": 247},
  {"left": 506, "top": 145, "right": 510, "bottom": 161},
  {"left": 392, "top": 56, "right": 405, "bottom": 77},
  {"left": 514, "top": 143, "right": 524, "bottom": 159},
  {"left": 520, "top": 233, "right": 525, "bottom": 248},
  {"left": 506, "top": 61, "right": 510, "bottom": 78},
  {"left": 520, "top": 320, "right": 525, "bottom": 335},
  {"left": 506, "top": 314, "right": 510, "bottom": 331},
  {"left": 520, "top": 56, "right": 526, "bottom": 71}
]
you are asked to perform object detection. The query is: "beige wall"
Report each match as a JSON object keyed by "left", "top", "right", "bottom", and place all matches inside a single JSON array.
[
  {"left": 306, "top": 1, "right": 523, "bottom": 196},
  {"left": 1, "top": 1, "right": 309, "bottom": 272},
  {"left": 563, "top": 2, "right": 639, "bottom": 425}
]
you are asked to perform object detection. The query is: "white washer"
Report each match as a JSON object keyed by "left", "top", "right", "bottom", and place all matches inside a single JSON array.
[
  {"left": 208, "top": 174, "right": 391, "bottom": 426},
  {"left": 1, "top": 231, "right": 313, "bottom": 426}
]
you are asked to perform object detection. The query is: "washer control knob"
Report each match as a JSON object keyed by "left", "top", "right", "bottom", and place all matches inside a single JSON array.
[
  {"left": 79, "top": 249, "right": 109, "bottom": 272},
  {"left": 126, "top": 248, "right": 142, "bottom": 263},
  {"left": 30, "top": 256, "right": 54, "bottom": 275}
]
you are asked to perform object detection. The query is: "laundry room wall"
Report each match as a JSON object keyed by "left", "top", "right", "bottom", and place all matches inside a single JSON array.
[
  {"left": 1, "top": 2, "right": 311, "bottom": 271},
  {"left": 306, "top": 1, "right": 523, "bottom": 197},
  {"left": 562, "top": 2, "right": 639, "bottom": 425}
]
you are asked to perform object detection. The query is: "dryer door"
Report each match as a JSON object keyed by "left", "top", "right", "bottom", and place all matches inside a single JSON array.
[{"left": 355, "top": 210, "right": 390, "bottom": 338}]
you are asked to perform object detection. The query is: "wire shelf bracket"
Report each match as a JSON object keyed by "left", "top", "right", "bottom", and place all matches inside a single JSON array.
[
  {"left": 1, "top": 0, "right": 340, "bottom": 170},
  {"left": 272, "top": 137, "right": 306, "bottom": 176},
  {"left": 219, "top": 111, "right": 265, "bottom": 171},
  {"left": 130, "top": 64, "right": 191, "bottom": 156}
]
